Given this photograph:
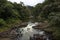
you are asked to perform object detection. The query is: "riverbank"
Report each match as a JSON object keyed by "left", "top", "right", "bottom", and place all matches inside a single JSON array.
[
  {"left": 0, "top": 38, "right": 11, "bottom": 40},
  {"left": 0, "top": 21, "right": 59, "bottom": 40},
  {"left": 44, "top": 27, "right": 60, "bottom": 40},
  {"left": 32, "top": 21, "right": 60, "bottom": 40},
  {"left": 0, "top": 22, "right": 28, "bottom": 40}
]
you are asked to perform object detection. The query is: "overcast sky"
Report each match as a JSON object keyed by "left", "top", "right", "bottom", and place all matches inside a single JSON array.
[{"left": 8, "top": 0, "right": 45, "bottom": 6}]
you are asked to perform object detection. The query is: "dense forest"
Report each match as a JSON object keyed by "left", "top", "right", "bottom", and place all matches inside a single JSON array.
[
  {"left": 0, "top": 0, "right": 60, "bottom": 40},
  {"left": 0, "top": 0, "right": 31, "bottom": 32}
]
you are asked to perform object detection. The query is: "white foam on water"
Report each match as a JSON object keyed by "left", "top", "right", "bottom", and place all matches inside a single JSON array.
[{"left": 18, "top": 22, "right": 49, "bottom": 40}]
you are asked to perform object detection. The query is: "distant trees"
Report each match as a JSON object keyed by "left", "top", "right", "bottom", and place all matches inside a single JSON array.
[
  {"left": 13, "top": 2, "right": 31, "bottom": 21},
  {"left": 0, "top": 0, "right": 31, "bottom": 32},
  {"left": 32, "top": 0, "right": 60, "bottom": 21},
  {"left": 0, "top": 0, "right": 30, "bottom": 21}
]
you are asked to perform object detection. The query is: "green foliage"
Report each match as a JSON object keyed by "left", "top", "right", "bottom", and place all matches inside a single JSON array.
[
  {"left": 31, "top": 0, "right": 60, "bottom": 40},
  {"left": 0, "top": 19, "right": 6, "bottom": 27},
  {"left": 0, "top": 0, "right": 31, "bottom": 32},
  {"left": 0, "top": 0, "right": 60, "bottom": 40}
]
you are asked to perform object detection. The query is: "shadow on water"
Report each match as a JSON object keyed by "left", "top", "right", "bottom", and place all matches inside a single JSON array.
[{"left": 16, "top": 22, "right": 53, "bottom": 40}]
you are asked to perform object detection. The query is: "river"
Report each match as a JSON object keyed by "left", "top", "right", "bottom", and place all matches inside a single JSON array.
[{"left": 16, "top": 22, "right": 51, "bottom": 40}]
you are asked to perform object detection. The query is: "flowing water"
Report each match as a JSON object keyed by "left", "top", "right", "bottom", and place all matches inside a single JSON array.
[{"left": 16, "top": 22, "right": 50, "bottom": 40}]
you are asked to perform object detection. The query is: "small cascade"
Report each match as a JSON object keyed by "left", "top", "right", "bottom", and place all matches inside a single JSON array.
[{"left": 16, "top": 22, "right": 52, "bottom": 40}]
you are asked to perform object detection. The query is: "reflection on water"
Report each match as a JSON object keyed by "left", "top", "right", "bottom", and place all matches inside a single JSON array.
[{"left": 17, "top": 22, "right": 49, "bottom": 40}]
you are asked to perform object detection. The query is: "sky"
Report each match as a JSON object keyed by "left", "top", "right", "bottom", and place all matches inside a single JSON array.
[{"left": 8, "top": 0, "right": 45, "bottom": 6}]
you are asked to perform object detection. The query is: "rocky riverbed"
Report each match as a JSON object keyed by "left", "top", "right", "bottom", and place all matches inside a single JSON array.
[
  {"left": 0, "top": 22, "right": 28, "bottom": 40},
  {"left": 0, "top": 22, "right": 54, "bottom": 40}
]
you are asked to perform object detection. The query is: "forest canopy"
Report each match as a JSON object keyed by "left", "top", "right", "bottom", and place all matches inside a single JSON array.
[{"left": 0, "top": 0, "right": 60, "bottom": 40}]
